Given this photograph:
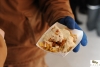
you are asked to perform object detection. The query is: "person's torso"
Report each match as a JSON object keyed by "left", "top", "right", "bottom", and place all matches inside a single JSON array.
[{"left": 0, "top": 0, "right": 49, "bottom": 66}]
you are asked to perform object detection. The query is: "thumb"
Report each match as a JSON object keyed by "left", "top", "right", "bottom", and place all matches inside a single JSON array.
[{"left": 0, "top": 29, "right": 7, "bottom": 67}]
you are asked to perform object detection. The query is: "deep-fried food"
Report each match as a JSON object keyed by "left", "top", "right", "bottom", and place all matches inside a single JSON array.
[{"left": 38, "top": 25, "right": 77, "bottom": 53}]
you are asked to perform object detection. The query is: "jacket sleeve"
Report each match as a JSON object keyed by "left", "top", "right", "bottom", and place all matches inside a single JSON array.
[{"left": 38, "top": 0, "right": 74, "bottom": 26}]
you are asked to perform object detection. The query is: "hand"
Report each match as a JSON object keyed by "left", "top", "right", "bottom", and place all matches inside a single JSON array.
[
  {"left": 59, "top": 16, "right": 87, "bottom": 52},
  {"left": 0, "top": 29, "right": 7, "bottom": 67}
]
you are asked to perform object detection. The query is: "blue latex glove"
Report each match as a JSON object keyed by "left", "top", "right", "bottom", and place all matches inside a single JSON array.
[{"left": 59, "top": 16, "right": 87, "bottom": 52}]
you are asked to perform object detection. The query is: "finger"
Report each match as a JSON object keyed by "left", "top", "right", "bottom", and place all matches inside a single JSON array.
[
  {"left": 0, "top": 34, "right": 6, "bottom": 48},
  {"left": 73, "top": 43, "right": 80, "bottom": 52},
  {"left": 81, "top": 32, "right": 88, "bottom": 46},
  {"left": 65, "top": 16, "right": 75, "bottom": 29},
  {"left": 0, "top": 29, "right": 6, "bottom": 48},
  {"left": 74, "top": 22, "right": 88, "bottom": 46},
  {"left": 75, "top": 22, "right": 82, "bottom": 30},
  {"left": 0, "top": 30, "right": 7, "bottom": 55}
]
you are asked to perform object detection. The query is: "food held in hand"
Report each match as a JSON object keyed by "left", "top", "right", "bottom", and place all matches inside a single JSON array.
[{"left": 38, "top": 26, "right": 77, "bottom": 53}]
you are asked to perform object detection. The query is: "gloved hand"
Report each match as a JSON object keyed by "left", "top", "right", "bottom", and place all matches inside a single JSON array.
[{"left": 58, "top": 16, "right": 87, "bottom": 52}]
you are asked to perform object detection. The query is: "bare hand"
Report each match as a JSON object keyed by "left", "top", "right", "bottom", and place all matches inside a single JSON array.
[{"left": 0, "top": 29, "right": 7, "bottom": 67}]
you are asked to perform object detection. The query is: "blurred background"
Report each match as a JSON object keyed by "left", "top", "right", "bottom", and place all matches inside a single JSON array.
[{"left": 45, "top": 0, "right": 100, "bottom": 67}]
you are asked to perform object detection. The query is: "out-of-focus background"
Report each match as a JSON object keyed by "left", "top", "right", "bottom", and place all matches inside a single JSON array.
[{"left": 45, "top": 0, "right": 100, "bottom": 67}]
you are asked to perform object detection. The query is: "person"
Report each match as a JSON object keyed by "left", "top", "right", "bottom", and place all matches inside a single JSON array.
[
  {"left": 70, "top": 0, "right": 88, "bottom": 25},
  {"left": 78, "top": 0, "right": 88, "bottom": 14},
  {"left": 0, "top": 0, "right": 87, "bottom": 67},
  {"left": 70, "top": 0, "right": 83, "bottom": 25},
  {"left": 86, "top": 0, "right": 100, "bottom": 36}
]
